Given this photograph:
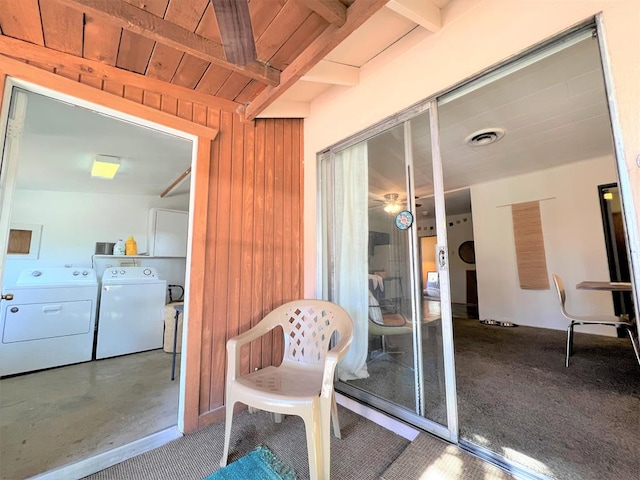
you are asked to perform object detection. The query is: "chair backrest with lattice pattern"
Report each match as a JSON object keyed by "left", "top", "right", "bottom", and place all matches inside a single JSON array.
[{"left": 262, "top": 300, "right": 353, "bottom": 367}]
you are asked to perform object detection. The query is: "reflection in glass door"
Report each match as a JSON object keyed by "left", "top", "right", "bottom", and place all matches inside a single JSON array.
[{"left": 321, "top": 107, "right": 456, "bottom": 438}]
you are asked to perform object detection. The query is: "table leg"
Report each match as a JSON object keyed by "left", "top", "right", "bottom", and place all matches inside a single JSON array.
[{"left": 171, "top": 310, "right": 180, "bottom": 381}]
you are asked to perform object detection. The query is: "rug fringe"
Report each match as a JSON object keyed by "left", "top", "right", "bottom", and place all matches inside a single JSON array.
[{"left": 256, "top": 445, "right": 297, "bottom": 480}]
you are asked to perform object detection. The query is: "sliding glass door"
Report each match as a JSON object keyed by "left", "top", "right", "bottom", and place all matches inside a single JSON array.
[{"left": 321, "top": 106, "right": 457, "bottom": 440}]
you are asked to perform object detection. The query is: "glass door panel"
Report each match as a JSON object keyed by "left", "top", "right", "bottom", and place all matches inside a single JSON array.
[{"left": 325, "top": 109, "right": 454, "bottom": 436}]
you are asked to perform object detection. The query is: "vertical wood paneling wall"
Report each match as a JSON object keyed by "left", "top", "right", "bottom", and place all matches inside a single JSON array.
[
  {"left": 0, "top": 57, "right": 304, "bottom": 432},
  {"left": 196, "top": 115, "right": 304, "bottom": 426}
]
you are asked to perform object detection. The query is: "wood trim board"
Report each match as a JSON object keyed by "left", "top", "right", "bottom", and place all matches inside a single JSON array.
[{"left": 0, "top": 54, "right": 219, "bottom": 139}]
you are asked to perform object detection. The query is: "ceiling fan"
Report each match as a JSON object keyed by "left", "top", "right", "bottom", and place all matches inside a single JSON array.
[{"left": 371, "top": 193, "right": 422, "bottom": 213}]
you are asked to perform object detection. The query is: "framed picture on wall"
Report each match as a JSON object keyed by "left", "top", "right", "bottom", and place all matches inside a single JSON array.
[{"left": 7, "top": 223, "right": 42, "bottom": 260}]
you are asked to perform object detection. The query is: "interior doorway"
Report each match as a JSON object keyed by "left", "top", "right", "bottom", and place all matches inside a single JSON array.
[
  {"left": 598, "top": 183, "right": 634, "bottom": 321},
  {"left": 0, "top": 82, "right": 196, "bottom": 479}
]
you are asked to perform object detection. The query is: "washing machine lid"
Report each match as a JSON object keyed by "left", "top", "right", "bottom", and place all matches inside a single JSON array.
[
  {"left": 101, "top": 266, "right": 164, "bottom": 284},
  {"left": 16, "top": 267, "right": 98, "bottom": 287}
]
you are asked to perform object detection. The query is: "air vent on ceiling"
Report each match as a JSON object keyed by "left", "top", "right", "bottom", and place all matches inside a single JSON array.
[{"left": 465, "top": 128, "right": 506, "bottom": 147}]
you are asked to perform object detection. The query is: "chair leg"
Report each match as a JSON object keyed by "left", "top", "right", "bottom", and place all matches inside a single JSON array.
[
  {"left": 330, "top": 391, "right": 341, "bottom": 439},
  {"left": 624, "top": 327, "right": 640, "bottom": 366},
  {"left": 220, "top": 399, "right": 236, "bottom": 467},
  {"left": 320, "top": 399, "right": 332, "bottom": 480},
  {"left": 302, "top": 407, "right": 323, "bottom": 480},
  {"left": 565, "top": 323, "right": 574, "bottom": 368}
]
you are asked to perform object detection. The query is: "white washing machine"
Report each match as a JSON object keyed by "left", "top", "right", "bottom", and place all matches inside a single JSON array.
[
  {"left": 0, "top": 267, "right": 98, "bottom": 376},
  {"left": 96, "top": 267, "right": 167, "bottom": 359}
]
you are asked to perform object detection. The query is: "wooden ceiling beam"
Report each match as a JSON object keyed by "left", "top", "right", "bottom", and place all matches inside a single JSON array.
[
  {"left": 0, "top": 53, "right": 218, "bottom": 139},
  {"left": 56, "top": 0, "right": 280, "bottom": 86},
  {"left": 243, "top": 0, "right": 388, "bottom": 121},
  {"left": 300, "top": 0, "right": 347, "bottom": 27},
  {"left": 0, "top": 35, "right": 240, "bottom": 112},
  {"left": 211, "top": 0, "right": 257, "bottom": 66}
]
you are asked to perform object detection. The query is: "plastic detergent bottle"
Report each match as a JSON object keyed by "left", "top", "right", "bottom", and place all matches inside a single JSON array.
[
  {"left": 113, "top": 239, "right": 125, "bottom": 255},
  {"left": 125, "top": 236, "right": 138, "bottom": 255}
]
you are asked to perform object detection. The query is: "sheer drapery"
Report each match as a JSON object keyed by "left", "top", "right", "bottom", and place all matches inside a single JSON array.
[{"left": 334, "top": 142, "right": 369, "bottom": 381}]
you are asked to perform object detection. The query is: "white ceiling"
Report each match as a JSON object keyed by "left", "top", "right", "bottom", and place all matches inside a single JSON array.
[
  {"left": 16, "top": 91, "right": 193, "bottom": 196},
  {"left": 366, "top": 35, "right": 613, "bottom": 217}
]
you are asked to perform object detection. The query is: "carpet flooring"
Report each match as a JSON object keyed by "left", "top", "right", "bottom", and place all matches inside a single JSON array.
[
  {"left": 84, "top": 407, "right": 409, "bottom": 480},
  {"left": 454, "top": 318, "right": 640, "bottom": 480},
  {"left": 343, "top": 317, "right": 639, "bottom": 479},
  {"left": 381, "top": 433, "right": 512, "bottom": 480}
]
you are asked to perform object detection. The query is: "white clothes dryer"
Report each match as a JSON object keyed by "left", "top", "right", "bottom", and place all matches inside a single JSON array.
[
  {"left": 0, "top": 267, "right": 98, "bottom": 376},
  {"left": 96, "top": 267, "right": 167, "bottom": 359}
]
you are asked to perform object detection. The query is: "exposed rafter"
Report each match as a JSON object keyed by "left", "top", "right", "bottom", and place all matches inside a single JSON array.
[
  {"left": 56, "top": 0, "right": 280, "bottom": 86},
  {"left": 211, "top": 0, "right": 257, "bottom": 66},
  {"left": 300, "top": 0, "right": 347, "bottom": 27},
  {"left": 0, "top": 35, "right": 240, "bottom": 112},
  {"left": 243, "top": 0, "right": 389, "bottom": 121},
  {"left": 386, "top": 0, "right": 442, "bottom": 33}
]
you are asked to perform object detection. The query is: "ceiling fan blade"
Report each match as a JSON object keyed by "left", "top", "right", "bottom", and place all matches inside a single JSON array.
[{"left": 211, "top": 0, "right": 257, "bottom": 66}]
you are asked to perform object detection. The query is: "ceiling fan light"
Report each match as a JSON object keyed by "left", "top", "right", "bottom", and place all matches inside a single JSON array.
[{"left": 384, "top": 203, "right": 401, "bottom": 214}]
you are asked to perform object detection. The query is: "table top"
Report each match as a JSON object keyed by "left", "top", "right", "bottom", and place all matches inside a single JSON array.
[{"left": 576, "top": 281, "right": 633, "bottom": 292}]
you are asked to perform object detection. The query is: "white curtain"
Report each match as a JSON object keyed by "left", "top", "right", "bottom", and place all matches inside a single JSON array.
[{"left": 334, "top": 142, "right": 369, "bottom": 381}]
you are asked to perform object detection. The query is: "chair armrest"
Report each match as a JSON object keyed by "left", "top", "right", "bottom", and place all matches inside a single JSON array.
[
  {"left": 226, "top": 321, "right": 275, "bottom": 381},
  {"left": 320, "top": 334, "right": 352, "bottom": 399}
]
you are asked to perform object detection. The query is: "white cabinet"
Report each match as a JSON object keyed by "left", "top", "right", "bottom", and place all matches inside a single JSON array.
[{"left": 148, "top": 208, "right": 188, "bottom": 257}]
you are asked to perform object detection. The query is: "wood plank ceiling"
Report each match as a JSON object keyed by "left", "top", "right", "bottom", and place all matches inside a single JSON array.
[{"left": 0, "top": 0, "right": 388, "bottom": 120}]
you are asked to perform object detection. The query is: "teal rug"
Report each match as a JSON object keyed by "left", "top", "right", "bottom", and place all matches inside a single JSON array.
[{"left": 205, "top": 446, "right": 297, "bottom": 480}]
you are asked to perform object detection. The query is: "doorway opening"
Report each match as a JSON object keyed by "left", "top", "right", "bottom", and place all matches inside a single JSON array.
[
  {"left": 598, "top": 183, "right": 634, "bottom": 323},
  {"left": 0, "top": 83, "right": 196, "bottom": 479}
]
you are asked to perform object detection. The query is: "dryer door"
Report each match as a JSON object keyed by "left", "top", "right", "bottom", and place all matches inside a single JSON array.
[{"left": 2, "top": 300, "right": 93, "bottom": 343}]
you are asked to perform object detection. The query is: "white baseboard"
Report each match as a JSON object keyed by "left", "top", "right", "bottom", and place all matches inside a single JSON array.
[
  {"left": 335, "top": 392, "right": 419, "bottom": 441},
  {"left": 29, "top": 426, "right": 182, "bottom": 480}
]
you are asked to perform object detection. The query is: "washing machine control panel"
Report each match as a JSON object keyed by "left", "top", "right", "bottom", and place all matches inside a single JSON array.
[{"left": 102, "top": 267, "right": 159, "bottom": 280}]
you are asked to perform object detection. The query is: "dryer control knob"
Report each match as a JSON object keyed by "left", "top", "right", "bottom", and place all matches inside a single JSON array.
[
  {"left": 120, "top": 270, "right": 125, "bottom": 274},
  {"left": 82, "top": 271, "right": 89, "bottom": 276},
  {"left": 112, "top": 270, "right": 118, "bottom": 275},
  {"left": 32, "top": 271, "right": 42, "bottom": 277},
  {"left": 143, "top": 269, "right": 152, "bottom": 276},
  {"left": 73, "top": 271, "right": 79, "bottom": 276}
]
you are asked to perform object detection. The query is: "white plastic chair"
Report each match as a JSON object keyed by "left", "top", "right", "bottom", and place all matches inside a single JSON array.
[
  {"left": 220, "top": 300, "right": 353, "bottom": 480},
  {"left": 552, "top": 274, "right": 640, "bottom": 367}
]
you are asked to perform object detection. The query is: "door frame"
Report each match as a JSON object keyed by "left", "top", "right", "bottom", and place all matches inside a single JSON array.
[
  {"left": 317, "top": 100, "right": 459, "bottom": 442},
  {"left": 0, "top": 71, "right": 201, "bottom": 476}
]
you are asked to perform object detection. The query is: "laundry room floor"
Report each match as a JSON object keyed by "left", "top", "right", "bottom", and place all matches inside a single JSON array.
[{"left": 0, "top": 349, "right": 180, "bottom": 480}]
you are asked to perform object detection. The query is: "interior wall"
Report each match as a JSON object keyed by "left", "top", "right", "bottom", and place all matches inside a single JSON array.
[
  {"left": 303, "top": 0, "right": 640, "bottom": 306},
  {"left": 4, "top": 189, "right": 188, "bottom": 285},
  {"left": 472, "top": 155, "right": 617, "bottom": 334}
]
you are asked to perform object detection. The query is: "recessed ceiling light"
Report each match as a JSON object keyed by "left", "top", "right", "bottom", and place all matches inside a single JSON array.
[
  {"left": 91, "top": 155, "right": 120, "bottom": 179},
  {"left": 465, "top": 128, "right": 506, "bottom": 147}
]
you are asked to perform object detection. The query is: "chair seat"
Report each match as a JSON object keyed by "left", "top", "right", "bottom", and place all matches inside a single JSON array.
[
  {"left": 379, "top": 313, "right": 407, "bottom": 327},
  {"left": 237, "top": 365, "right": 322, "bottom": 400}
]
